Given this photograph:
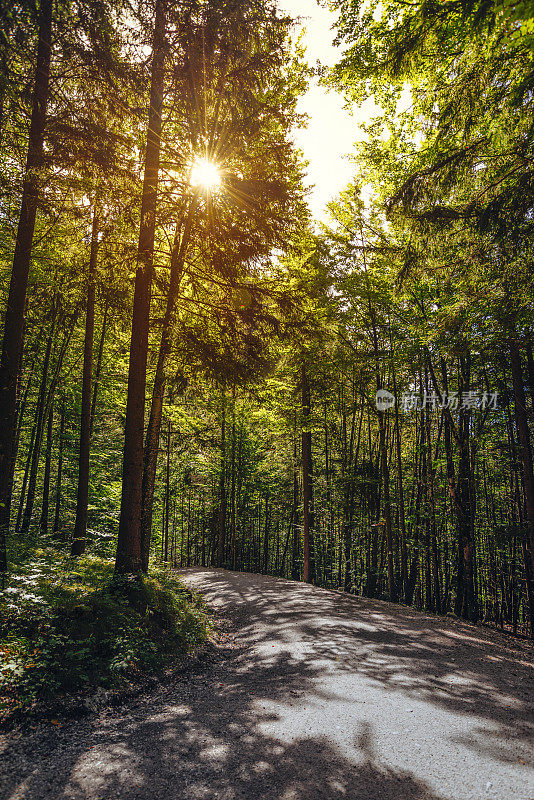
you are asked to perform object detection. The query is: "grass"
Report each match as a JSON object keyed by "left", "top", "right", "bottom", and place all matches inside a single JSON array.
[{"left": 0, "top": 546, "right": 211, "bottom": 721}]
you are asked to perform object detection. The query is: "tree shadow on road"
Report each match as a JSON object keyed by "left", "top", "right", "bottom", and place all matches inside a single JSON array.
[
  {"left": 1, "top": 636, "right": 446, "bottom": 800},
  {"left": 0, "top": 566, "right": 532, "bottom": 800},
  {"left": 179, "top": 569, "right": 534, "bottom": 767}
]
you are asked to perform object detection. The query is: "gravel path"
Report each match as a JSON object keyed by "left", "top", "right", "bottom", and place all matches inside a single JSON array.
[{"left": 1, "top": 568, "right": 533, "bottom": 800}]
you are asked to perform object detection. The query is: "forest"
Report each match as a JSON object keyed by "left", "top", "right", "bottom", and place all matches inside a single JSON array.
[{"left": 1, "top": 0, "right": 534, "bottom": 721}]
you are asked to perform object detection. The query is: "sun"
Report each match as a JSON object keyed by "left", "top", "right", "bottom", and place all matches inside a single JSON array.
[{"left": 190, "top": 157, "right": 222, "bottom": 191}]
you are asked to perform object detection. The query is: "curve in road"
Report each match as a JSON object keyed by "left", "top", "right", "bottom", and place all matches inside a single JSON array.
[{"left": 1, "top": 568, "right": 533, "bottom": 800}]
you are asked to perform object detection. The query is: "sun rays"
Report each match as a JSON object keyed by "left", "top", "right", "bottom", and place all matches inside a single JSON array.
[{"left": 190, "top": 157, "right": 222, "bottom": 192}]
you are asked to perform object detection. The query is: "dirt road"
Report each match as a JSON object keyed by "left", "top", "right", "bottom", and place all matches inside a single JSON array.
[{"left": 1, "top": 568, "right": 533, "bottom": 799}]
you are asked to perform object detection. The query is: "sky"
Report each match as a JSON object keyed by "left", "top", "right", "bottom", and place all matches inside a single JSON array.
[{"left": 276, "top": 0, "right": 379, "bottom": 222}]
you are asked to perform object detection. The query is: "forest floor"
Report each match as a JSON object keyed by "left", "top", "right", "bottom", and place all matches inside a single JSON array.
[{"left": 0, "top": 568, "right": 533, "bottom": 800}]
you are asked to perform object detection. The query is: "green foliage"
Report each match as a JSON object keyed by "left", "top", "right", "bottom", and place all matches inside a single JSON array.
[
  {"left": 0, "top": 548, "right": 210, "bottom": 717},
  {"left": 1, "top": 0, "right": 532, "bottom": 680},
  {"left": 330, "top": 0, "right": 534, "bottom": 247}
]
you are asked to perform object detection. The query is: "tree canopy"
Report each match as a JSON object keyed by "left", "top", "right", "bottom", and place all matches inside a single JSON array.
[{"left": 1, "top": 0, "right": 534, "bottom": 716}]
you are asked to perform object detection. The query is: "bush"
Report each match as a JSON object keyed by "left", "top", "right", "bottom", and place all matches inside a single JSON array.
[{"left": 0, "top": 548, "right": 211, "bottom": 717}]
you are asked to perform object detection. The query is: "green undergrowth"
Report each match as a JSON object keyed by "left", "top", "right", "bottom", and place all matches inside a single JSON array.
[{"left": 0, "top": 547, "right": 211, "bottom": 720}]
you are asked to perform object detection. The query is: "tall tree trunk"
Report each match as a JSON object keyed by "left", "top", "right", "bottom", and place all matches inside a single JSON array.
[
  {"left": 179, "top": 491, "right": 185, "bottom": 567},
  {"left": 116, "top": 0, "right": 166, "bottom": 574},
  {"left": 378, "top": 406, "right": 396, "bottom": 601},
  {"left": 217, "top": 389, "right": 227, "bottom": 566},
  {"left": 10, "top": 330, "right": 43, "bottom": 527},
  {"left": 392, "top": 366, "right": 408, "bottom": 599},
  {"left": 18, "top": 310, "right": 74, "bottom": 535},
  {"left": 424, "top": 382, "right": 441, "bottom": 613},
  {"left": 72, "top": 203, "right": 98, "bottom": 556},
  {"left": 16, "top": 415, "right": 37, "bottom": 533},
  {"left": 509, "top": 336, "right": 534, "bottom": 632},
  {"left": 186, "top": 489, "right": 191, "bottom": 566},
  {"left": 324, "top": 403, "right": 330, "bottom": 565},
  {"left": 164, "top": 418, "right": 170, "bottom": 562},
  {"left": 525, "top": 331, "right": 534, "bottom": 412},
  {"left": 11, "top": 343, "right": 40, "bottom": 530},
  {"left": 21, "top": 315, "right": 56, "bottom": 532},
  {"left": 0, "top": 0, "right": 52, "bottom": 573},
  {"left": 140, "top": 205, "right": 194, "bottom": 571},
  {"left": 53, "top": 396, "right": 64, "bottom": 534},
  {"left": 38, "top": 403, "right": 53, "bottom": 534},
  {"left": 373, "top": 334, "right": 395, "bottom": 601},
  {"left": 0, "top": 66, "right": 6, "bottom": 152},
  {"left": 230, "top": 391, "right": 236, "bottom": 570},
  {"left": 440, "top": 357, "right": 457, "bottom": 512},
  {"left": 291, "top": 413, "right": 300, "bottom": 580},
  {"left": 454, "top": 354, "right": 478, "bottom": 621},
  {"left": 405, "top": 417, "right": 423, "bottom": 606},
  {"left": 343, "top": 392, "right": 363, "bottom": 592},
  {"left": 13, "top": 341, "right": 39, "bottom": 477},
  {"left": 89, "top": 301, "right": 109, "bottom": 438},
  {"left": 263, "top": 495, "right": 270, "bottom": 573},
  {"left": 420, "top": 385, "right": 432, "bottom": 611},
  {"left": 301, "top": 363, "right": 315, "bottom": 583}
]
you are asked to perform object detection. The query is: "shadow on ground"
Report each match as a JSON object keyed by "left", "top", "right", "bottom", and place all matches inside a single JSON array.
[
  {"left": 0, "top": 568, "right": 532, "bottom": 800},
  {"left": 1, "top": 647, "right": 443, "bottom": 799},
  {"left": 181, "top": 569, "right": 534, "bottom": 766}
]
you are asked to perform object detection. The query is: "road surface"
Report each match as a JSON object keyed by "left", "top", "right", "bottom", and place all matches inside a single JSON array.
[{"left": 1, "top": 568, "right": 533, "bottom": 800}]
